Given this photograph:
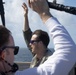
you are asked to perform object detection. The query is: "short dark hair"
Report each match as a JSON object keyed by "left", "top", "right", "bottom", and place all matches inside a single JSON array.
[
  {"left": 32, "top": 30, "right": 50, "bottom": 48},
  {"left": 0, "top": 25, "right": 11, "bottom": 48}
]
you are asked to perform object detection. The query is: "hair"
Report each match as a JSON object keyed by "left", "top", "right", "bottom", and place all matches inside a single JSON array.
[
  {"left": 32, "top": 30, "right": 50, "bottom": 48},
  {"left": 0, "top": 25, "right": 11, "bottom": 48}
]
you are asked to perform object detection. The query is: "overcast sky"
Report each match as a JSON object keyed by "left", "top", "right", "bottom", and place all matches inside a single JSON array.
[{"left": 0, "top": 0, "right": 76, "bottom": 48}]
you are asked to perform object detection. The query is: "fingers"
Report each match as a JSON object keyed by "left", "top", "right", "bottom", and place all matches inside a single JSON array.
[
  {"left": 27, "top": 0, "right": 48, "bottom": 14},
  {"left": 22, "top": 3, "right": 27, "bottom": 10},
  {"left": 22, "top": 3, "right": 28, "bottom": 15},
  {"left": 28, "top": 0, "right": 38, "bottom": 8}
]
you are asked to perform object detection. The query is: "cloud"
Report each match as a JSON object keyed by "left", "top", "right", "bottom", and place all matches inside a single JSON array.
[
  {"left": 2, "top": 0, "right": 76, "bottom": 48},
  {"left": 4, "top": 0, "right": 27, "bottom": 47}
]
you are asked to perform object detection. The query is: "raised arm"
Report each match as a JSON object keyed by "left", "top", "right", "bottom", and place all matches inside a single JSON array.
[
  {"left": 15, "top": 0, "right": 76, "bottom": 75},
  {"left": 28, "top": 0, "right": 76, "bottom": 75},
  {"left": 22, "top": 3, "right": 32, "bottom": 51},
  {"left": 22, "top": 3, "right": 29, "bottom": 31}
]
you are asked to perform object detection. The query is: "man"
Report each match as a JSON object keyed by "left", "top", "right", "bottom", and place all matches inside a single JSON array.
[
  {"left": 22, "top": 3, "right": 53, "bottom": 68},
  {"left": 0, "top": 25, "right": 19, "bottom": 75},
  {"left": 15, "top": 0, "right": 76, "bottom": 75}
]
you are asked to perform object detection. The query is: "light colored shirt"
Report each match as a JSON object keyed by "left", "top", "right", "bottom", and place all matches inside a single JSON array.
[{"left": 15, "top": 17, "right": 76, "bottom": 75}]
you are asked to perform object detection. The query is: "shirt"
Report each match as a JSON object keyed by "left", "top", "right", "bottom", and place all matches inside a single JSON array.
[{"left": 30, "top": 50, "right": 53, "bottom": 68}]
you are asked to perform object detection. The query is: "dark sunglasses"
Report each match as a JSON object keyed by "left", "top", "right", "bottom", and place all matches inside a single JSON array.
[
  {"left": 0, "top": 46, "right": 19, "bottom": 55},
  {"left": 30, "top": 40, "right": 40, "bottom": 44}
]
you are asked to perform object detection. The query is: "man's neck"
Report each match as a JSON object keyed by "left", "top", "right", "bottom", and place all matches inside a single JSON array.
[{"left": 36, "top": 48, "right": 47, "bottom": 60}]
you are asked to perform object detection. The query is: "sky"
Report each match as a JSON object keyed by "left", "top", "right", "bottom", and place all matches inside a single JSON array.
[{"left": 0, "top": 0, "right": 76, "bottom": 48}]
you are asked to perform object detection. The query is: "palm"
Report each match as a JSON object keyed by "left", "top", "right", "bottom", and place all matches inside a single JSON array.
[{"left": 22, "top": 3, "right": 28, "bottom": 14}]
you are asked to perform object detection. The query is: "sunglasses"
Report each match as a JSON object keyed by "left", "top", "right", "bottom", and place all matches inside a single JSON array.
[
  {"left": 0, "top": 46, "right": 19, "bottom": 55},
  {"left": 30, "top": 40, "right": 40, "bottom": 44}
]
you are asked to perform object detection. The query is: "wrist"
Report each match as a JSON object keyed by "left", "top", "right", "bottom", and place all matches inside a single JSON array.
[
  {"left": 40, "top": 12, "right": 52, "bottom": 23},
  {"left": 24, "top": 13, "right": 28, "bottom": 17}
]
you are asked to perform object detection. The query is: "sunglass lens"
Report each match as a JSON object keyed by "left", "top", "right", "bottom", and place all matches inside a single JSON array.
[{"left": 14, "top": 46, "right": 19, "bottom": 55}]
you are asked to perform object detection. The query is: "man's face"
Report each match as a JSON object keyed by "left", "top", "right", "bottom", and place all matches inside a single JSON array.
[
  {"left": 3, "top": 35, "right": 15, "bottom": 71},
  {"left": 29, "top": 34, "right": 40, "bottom": 54}
]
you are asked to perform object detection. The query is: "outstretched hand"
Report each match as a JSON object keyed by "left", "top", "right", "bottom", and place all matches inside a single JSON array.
[
  {"left": 28, "top": 0, "right": 52, "bottom": 23},
  {"left": 22, "top": 3, "right": 28, "bottom": 15},
  {"left": 28, "top": 0, "right": 49, "bottom": 15}
]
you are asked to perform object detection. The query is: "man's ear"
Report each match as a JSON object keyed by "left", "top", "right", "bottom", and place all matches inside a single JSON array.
[
  {"left": 39, "top": 41, "right": 43, "bottom": 46},
  {"left": 0, "top": 51, "right": 6, "bottom": 60},
  {"left": 40, "top": 41, "right": 43, "bottom": 44}
]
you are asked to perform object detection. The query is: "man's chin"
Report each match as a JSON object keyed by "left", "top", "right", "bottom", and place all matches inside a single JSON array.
[
  {"left": 32, "top": 51, "right": 34, "bottom": 53},
  {"left": 32, "top": 50, "right": 35, "bottom": 54}
]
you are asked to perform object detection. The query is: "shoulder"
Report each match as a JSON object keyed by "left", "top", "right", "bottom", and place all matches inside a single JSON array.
[
  {"left": 23, "top": 28, "right": 32, "bottom": 34},
  {"left": 46, "top": 48, "right": 54, "bottom": 55}
]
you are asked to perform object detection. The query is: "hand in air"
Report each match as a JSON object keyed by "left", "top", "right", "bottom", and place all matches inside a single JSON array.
[{"left": 22, "top": 3, "right": 28, "bottom": 15}]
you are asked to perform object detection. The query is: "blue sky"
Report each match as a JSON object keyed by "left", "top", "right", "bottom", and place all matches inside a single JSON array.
[{"left": 0, "top": 0, "right": 76, "bottom": 48}]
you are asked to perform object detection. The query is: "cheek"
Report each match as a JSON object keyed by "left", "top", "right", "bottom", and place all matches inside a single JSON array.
[
  {"left": 8, "top": 51, "right": 14, "bottom": 64},
  {"left": 34, "top": 45, "right": 38, "bottom": 50},
  {"left": 11, "top": 51, "right": 14, "bottom": 63},
  {"left": 33, "top": 45, "right": 37, "bottom": 48}
]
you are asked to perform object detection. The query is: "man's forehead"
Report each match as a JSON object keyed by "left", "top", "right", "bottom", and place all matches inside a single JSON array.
[
  {"left": 31, "top": 34, "right": 38, "bottom": 39},
  {"left": 32, "top": 34, "right": 38, "bottom": 37}
]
